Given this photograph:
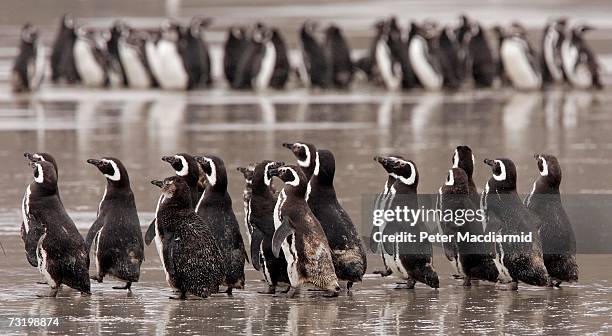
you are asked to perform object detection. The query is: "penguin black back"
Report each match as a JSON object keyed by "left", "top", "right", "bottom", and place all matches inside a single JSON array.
[
  {"left": 50, "top": 14, "right": 80, "bottom": 84},
  {"left": 269, "top": 29, "right": 290, "bottom": 90},
  {"left": 281, "top": 142, "right": 318, "bottom": 180},
  {"left": 299, "top": 21, "right": 329, "bottom": 89},
  {"left": 467, "top": 23, "right": 496, "bottom": 88},
  {"left": 324, "top": 25, "right": 354, "bottom": 89},
  {"left": 224, "top": 26, "right": 248, "bottom": 85}
]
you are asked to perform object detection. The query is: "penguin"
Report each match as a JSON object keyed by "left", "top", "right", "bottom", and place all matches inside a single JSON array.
[
  {"left": 155, "top": 21, "right": 189, "bottom": 90},
  {"left": 500, "top": 23, "right": 542, "bottom": 90},
  {"left": 232, "top": 23, "right": 274, "bottom": 91},
  {"left": 237, "top": 161, "right": 290, "bottom": 294},
  {"left": 73, "top": 28, "right": 108, "bottom": 87},
  {"left": 50, "top": 14, "right": 80, "bottom": 84},
  {"left": 561, "top": 24, "right": 603, "bottom": 89},
  {"left": 21, "top": 153, "right": 60, "bottom": 269},
  {"left": 371, "top": 19, "right": 402, "bottom": 90},
  {"left": 269, "top": 28, "right": 291, "bottom": 90},
  {"left": 390, "top": 18, "right": 421, "bottom": 89},
  {"left": 183, "top": 16, "right": 213, "bottom": 88},
  {"left": 408, "top": 22, "right": 443, "bottom": 90},
  {"left": 525, "top": 154, "right": 578, "bottom": 287},
  {"left": 296, "top": 147, "right": 367, "bottom": 290},
  {"left": 106, "top": 21, "right": 128, "bottom": 87},
  {"left": 223, "top": 26, "right": 248, "bottom": 85},
  {"left": 324, "top": 25, "right": 354, "bottom": 89},
  {"left": 151, "top": 177, "right": 226, "bottom": 299},
  {"left": 194, "top": 155, "right": 247, "bottom": 294},
  {"left": 541, "top": 18, "right": 568, "bottom": 84},
  {"left": 85, "top": 158, "right": 144, "bottom": 291},
  {"left": 24, "top": 160, "right": 90, "bottom": 296},
  {"left": 466, "top": 23, "right": 496, "bottom": 88},
  {"left": 297, "top": 21, "right": 329, "bottom": 89},
  {"left": 452, "top": 145, "right": 478, "bottom": 204},
  {"left": 144, "top": 154, "right": 202, "bottom": 245},
  {"left": 435, "top": 26, "right": 463, "bottom": 90},
  {"left": 11, "top": 23, "right": 45, "bottom": 93},
  {"left": 268, "top": 165, "right": 340, "bottom": 297},
  {"left": 118, "top": 27, "right": 154, "bottom": 89},
  {"left": 481, "top": 158, "right": 549, "bottom": 289},
  {"left": 491, "top": 25, "right": 510, "bottom": 87},
  {"left": 438, "top": 168, "right": 511, "bottom": 286}
]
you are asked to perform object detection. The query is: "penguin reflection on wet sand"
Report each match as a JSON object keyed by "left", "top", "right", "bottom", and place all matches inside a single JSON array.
[
  {"left": 12, "top": 23, "right": 45, "bottom": 93},
  {"left": 283, "top": 143, "right": 366, "bottom": 290},
  {"left": 237, "top": 161, "right": 290, "bottom": 294},
  {"left": 145, "top": 153, "right": 202, "bottom": 245},
  {"left": 151, "top": 177, "right": 226, "bottom": 299},
  {"left": 482, "top": 158, "right": 549, "bottom": 289},
  {"left": 269, "top": 165, "right": 340, "bottom": 297},
  {"left": 85, "top": 158, "right": 144, "bottom": 291},
  {"left": 525, "top": 154, "right": 578, "bottom": 287},
  {"left": 373, "top": 156, "right": 439, "bottom": 289},
  {"left": 194, "top": 155, "right": 247, "bottom": 294},
  {"left": 24, "top": 159, "right": 90, "bottom": 297},
  {"left": 438, "top": 168, "right": 511, "bottom": 286}
]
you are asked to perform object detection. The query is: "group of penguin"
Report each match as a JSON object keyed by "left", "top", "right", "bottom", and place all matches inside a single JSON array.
[
  {"left": 20, "top": 143, "right": 577, "bottom": 299},
  {"left": 12, "top": 14, "right": 602, "bottom": 93}
]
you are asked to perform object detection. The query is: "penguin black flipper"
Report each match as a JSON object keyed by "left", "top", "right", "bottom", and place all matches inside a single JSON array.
[
  {"left": 250, "top": 229, "right": 264, "bottom": 271},
  {"left": 144, "top": 219, "right": 156, "bottom": 245},
  {"left": 85, "top": 217, "right": 104, "bottom": 253},
  {"left": 23, "top": 219, "right": 43, "bottom": 267},
  {"left": 272, "top": 218, "right": 295, "bottom": 258}
]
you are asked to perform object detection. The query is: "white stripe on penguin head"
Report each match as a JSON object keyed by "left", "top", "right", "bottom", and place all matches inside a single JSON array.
[
  {"left": 539, "top": 156, "right": 549, "bottom": 176},
  {"left": 445, "top": 169, "right": 454, "bottom": 186},
  {"left": 33, "top": 153, "right": 45, "bottom": 162},
  {"left": 102, "top": 159, "right": 121, "bottom": 181},
  {"left": 263, "top": 162, "right": 274, "bottom": 186},
  {"left": 295, "top": 143, "right": 311, "bottom": 168},
  {"left": 281, "top": 167, "right": 300, "bottom": 187},
  {"left": 313, "top": 151, "right": 320, "bottom": 176},
  {"left": 390, "top": 160, "right": 416, "bottom": 186},
  {"left": 34, "top": 163, "right": 44, "bottom": 183},
  {"left": 493, "top": 160, "right": 507, "bottom": 181},
  {"left": 175, "top": 155, "right": 189, "bottom": 176},
  {"left": 452, "top": 150, "right": 459, "bottom": 168},
  {"left": 203, "top": 157, "right": 217, "bottom": 186}
]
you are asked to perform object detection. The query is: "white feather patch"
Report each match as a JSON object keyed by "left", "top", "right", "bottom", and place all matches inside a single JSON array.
[
  {"left": 493, "top": 160, "right": 507, "bottom": 181},
  {"left": 34, "top": 164, "right": 44, "bottom": 183},
  {"left": 175, "top": 155, "right": 189, "bottom": 176},
  {"left": 102, "top": 159, "right": 121, "bottom": 181}
]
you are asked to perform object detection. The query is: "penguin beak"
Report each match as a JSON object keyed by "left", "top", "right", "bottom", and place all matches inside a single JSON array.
[
  {"left": 533, "top": 153, "right": 541, "bottom": 160},
  {"left": 581, "top": 25, "right": 594, "bottom": 33},
  {"left": 483, "top": 158, "right": 495, "bottom": 166},
  {"left": 161, "top": 156, "right": 179, "bottom": 165},
  {"left": 194, "top": 156, "right": 205, "bottom": 165},
  {"left": 271, "top": 161, "right": 285, "bottom": 169},
  {"left": 374, "top": 156, "right": 389, "bottom": 165},
  {"left": 29, "top": 161, "right": 38, "bottom": 169},
  {"left": 281, "top": 143, "right": 294, "bottom": 150},
  {"left": 86, "top": 159, "right": 105, "bottom": 167},
  {"left": 236, "top": 167, "right": 248, "bottom": 174},
  {"left": 267, "top": 168, "right": 280, "bottom": 179},
  {"left": 24, "top": 152, "right": 35, "bottom": 161},
  {"left": 151, "top": 180, "right": 164, "bottom": 188}
]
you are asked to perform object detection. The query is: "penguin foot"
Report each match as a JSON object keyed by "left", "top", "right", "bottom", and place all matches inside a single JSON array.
[
  {"left": 258, "top": 285, "right": 276, "bottom": 295},
  {"left": 225, "top": 287, "right": 233, "bottom": 296},
  {"left": 373, "top": 269, "right": 393, "bottom": 277},
  {"left": 80, "top": 291, "right": 92, "bottom": 297},
  {"left": 286, "top": 288, "right": 298, "bottom": 298},
  {"left": 279, "top": 286, "right": 292, "bottom": 294},
  {"left": 37, "top": 288, "right": 59, "bottom": 298},
  {"left": 90, "top": 275, "right": 103, "bottom": 283},
  {"left": 347, "top": 282, "right": 353, "bottom": 291},
  {"left": 462, "top": 277, "right": 472, "bottom": 287},
  {"left": 323, "top": 290, "right": 340, "bottom": 298},
  {"left": 112, "top": 282, "right": 132, "bottom": 290},
  {"left": 406, "top": 279, "right": 416, "bottom": 289},
  {"left": 169, "top": 292, "right": 187, "bottom": 300},
  {"left": 554, "top": 281, "right": 562, "bottom": 288},
  {"left": 36, "top": 281, "right": 48, "bottom": 285},
  {"left": 496, "top": 281, "right": 519, "bottom": 291},
  {"left": 452, "top": 274, "right": 464, "bottom": 280}
]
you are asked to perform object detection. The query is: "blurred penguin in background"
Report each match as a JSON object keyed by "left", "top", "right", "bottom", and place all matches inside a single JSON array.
[
  {"left": 12, "top": 23, "right": 45, "bottom": 93},
  {"left": 50, "top": 14, "right": 80, "bottom": 84}
]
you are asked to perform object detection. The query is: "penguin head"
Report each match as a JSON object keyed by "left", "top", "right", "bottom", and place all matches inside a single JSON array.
[
  {"left": 509, "top": 22, "right": 528, "bottom": 38},
  {"left": 573, "top": 24, "right": 595, "bottom": 39},
  {"left": 87, "top": 157, "right": 130, "bottom": 187},
  {"left": 484, "top": 158, "right": 517, "bottom": 192},
  {"left": 314, "top": 149, "right": 336, "bottom": 186},
  {"left": 20, "top": 23, "right": 38, "bottom": 44},
  {"left": 229, "top": 26, "right": 246, "bottom": 41},
  {"left": 325, "top": 24, "right": 341, "bottom": 38},
  {"left": 242, "top": 160, "right": 284, "bottom": 193},
  {"left": 534, "top": 153, "right": 562, "bottom": 187},
  {"left": 302, "top": 20, "right": 319, "bottom": 35},
  {"left": 267, "top": 165, "right": 307, "bottom": 196},
  {"left": 251, "top": 23, "right": 271, "bottom": 43},
  {"left": 29, "top": 160, "right": 58, "bottom": 192},
  {"left": 162, "top": 153, "right": 199, "bottom": 180},
  {"left": 492, "top": 25, "right": 506, "bottom": 40},
  {"left": 452, "top": 145, "right": 475, "bottom": 177},
  {"left": 282, "top": 142, "right": 318, "bottom": 178},
  {"left": 236, "top": 164, "right": 255, "bottom": 184},
  {"left": 24, "top": 152, "right": 58, "bottom": 176},
  {"left": 194, "top": 155, "right": 228, "bottom": 191},
  {"left": 190, "top": 16, "right": 212, "bottom": 37},
  {"left": 152, "top": 176, "right": 192, "bottom": 208},
  {"left": 61, "top": 13, "right": 75, "bottom": 30},
  {"left": 440, "top": 168, "right": 470, "bottom": 195},
  {"left": 161, "top": 20, "right": 181, "bottom": 41},
  {"left": 374, "top": 156, "right": 418, "bottom": 187}
]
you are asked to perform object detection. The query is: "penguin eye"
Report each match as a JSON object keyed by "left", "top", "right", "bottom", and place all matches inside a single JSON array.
[{"left": 493, "top": 164, "right": 502, "bottom": 175}]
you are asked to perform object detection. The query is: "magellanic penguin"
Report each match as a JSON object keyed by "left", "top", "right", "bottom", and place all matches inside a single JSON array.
[
  {"left": 370, "top": 19, "right": 402, "bottom": 90},
  {"left": 438, "top": 168, "right": 512, "bottom": 286},
  {"left": 21, "top": 153, "right": 60, "bottom": 269},
  {"left": 283, "top": 143, "right": 367, "bottom": 290},
  {"left": 435, "top": 26, "right": 463, "bottom": 90},
  {"left": 561, "top": 24, "right": 603, "bottom": 89},
  {"left": 232, "top": 23, "right": 275, "bottom": 91},
  {"left": 408, "top": 22, "right": 443, "bottom": 90},
  {"left": 24, "top": 159, "right": 90, "bottom": 296},
  {"left": 151, "top": 177, "right": 226, "bottom": 299},
  {"left": 194, "top": 155, "right": 247, "bottom": 294},
  {"left": 500, "top": 23, "right": 542, "bottom": 90},
  {"left": 154, "top": 21, "right": 189, "bottom": 90},
  {"left": 237, "top": 161, "right": 290, "bottom": 294},
  {"left": 144, "top": 154, "right": 202, "bottom": 245},
  {"left": 541, "top": 18, "right": 568, "bottom": 85},
  {"left": 118, "top": 27, "right": 155, "bottom": 89},
  {"left": 269, "top": 28, "right": 291, "bottom": 90},
  {"left": 179, "top": 17, "right": 213, "bottom": 89},
  {"left": 106, "top": 21, "right": 128, "bottom": 87},
  {"left": 50, "top": 14, "right": 80, "bottom": 84},
  {"left": 297, "top": 21, "right": 330, "bottom": 89},
  {"left": 452, "top": 145, "right": 479, "bottom": 204},
  {"left": 373, "top": 156, "right": 439, "bottom": 289},
  {"left": 223, "top": 26, "right": 248, "bottom": 85},
  {"left": 324, "top": 25, "right": 354, "bottom": 89},
  {"left": 482, "top": 158, "right": 549, "bottom": 289},
  {"left": 73, "top": 28, "right": 109, "bottom": 88},
  {"left": 12, "top": 23, "right": 45, "bottom": 93},
  {"left": 491, "top": 25, "right": 510, "bottom": 87},
  {"left": 466, "top": 22, "right": 497, "bottom": 88},
  {"left": 268, "top": 165, "right": 340, "bottom": 297},
  {"left": 85, "top": 158, "right": 144, "bottom": 291},
  {"left": 525, "top": 154, "right": 578, "bottom": 287}
]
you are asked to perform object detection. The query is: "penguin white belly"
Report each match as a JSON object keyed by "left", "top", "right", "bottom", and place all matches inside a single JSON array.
[
  {"left": 94, "top": 228, "right": 102, "bottom": 275},
  {"left": 21, "top": 186, "right": 31, "bottom": 233},
  {"left": 244, "top": 200, "right": 252, "bottom": 245},
  {"left": 259, "top": 242, "right": 272, "bottom": 284},
  {"left": 543, "top": 31, "right": 563, "bottom": 82},
  {"left": 391, "top": 242, "right": 410, "bottom": 279},
  {"left": 409, "top": 36, "right": 442, "bottom": 90},
  {"left": 145, "top": 41, "right": 164, "bottom": 86},
  {"left": 29, "top": 43, "right": 45, "bottom": 90},
  {"left": 74, "top": 39, "right": 105, "bottom": 87},
  {"left": 273, "top": 190, "right": 300, "bottom": 287},
  {"left": 153, "top": 195, "right": 171, "bottom": 285},
  {"left": 37, "top": 234, "right": 56, "bottom": 287},
  {"left": 156, "top": 40, "right": 188, "bottom": 90},
  {"left": 501, "top": 39, "right": 541, "bottom": 90},
  {"left": 296, "top": 43, "right": 311, "bottom": 87},
  {"left": 254, "top": 42, "right": 276, "bottom": 91},
  {"left": 119, "top": 42, "right": 151, "bottom": 89},
  {"left": 375, "top": 39, "right": 401, "bottom": 90}
]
